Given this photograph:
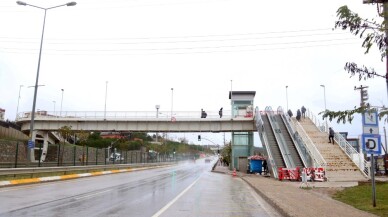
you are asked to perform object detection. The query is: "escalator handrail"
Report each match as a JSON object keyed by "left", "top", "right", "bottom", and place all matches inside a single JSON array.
[
  {"left": 277, "top": 106, "right": 311, "bottom": 167},
  {"left": 265, "top": 107, "right": 294, "bottom": 168},
  {"left": 255, "top": 107, "right": 278, "bottom": 178}
]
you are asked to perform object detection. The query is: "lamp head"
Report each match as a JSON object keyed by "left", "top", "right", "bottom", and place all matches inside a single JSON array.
[
  {"left": 16, "top": 1, "right": 27, "bottom": 6},
  {"left": 66, "top": 2, "right": 76, "bottom": 6},
  {"left": 320, "top": 85, "right": 325, "bottom": 87}
]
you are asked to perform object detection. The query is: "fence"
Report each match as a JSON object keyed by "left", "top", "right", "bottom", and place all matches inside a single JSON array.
[{"left": 0, "top": 139, "right": 187, "bottom": 168}]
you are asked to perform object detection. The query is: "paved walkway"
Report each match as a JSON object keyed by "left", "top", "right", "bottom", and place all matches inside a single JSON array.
[{"left": 213, "top": 165, "right": 378, "bottom": 217}]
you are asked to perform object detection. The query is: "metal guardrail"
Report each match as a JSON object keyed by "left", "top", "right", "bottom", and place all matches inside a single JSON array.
[
  {"left": 16, "top": 110, "right": 239, "bottom": 121},
  {"left": 0, "top": 162, "right": 174, "bottom": 177},
  {"left": 335, "top": 133, "right": 369, "bottom": 177},
  {"left": 306, "top": 110, "right": 368, "bottom": 178}
]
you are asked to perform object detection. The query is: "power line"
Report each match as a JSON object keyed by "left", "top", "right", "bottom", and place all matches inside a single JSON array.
[
  {"left": 0, "top": 28, "right": 336, "bottom": 41},
  {"left": 0, "top": 41, "right": 358, "bottom": 56},
  {"left": 0, "top": 32, "right": 349, "bottom": 45}
]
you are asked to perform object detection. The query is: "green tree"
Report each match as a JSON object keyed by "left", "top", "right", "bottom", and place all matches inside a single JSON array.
[
  {"left": 58, "top": 125, "right": 72, "bottom": 165},
  {"left": 221, "top": 142, "right": 231, "bottom": 166},
  {"left": 321, "top": 4, "right": 388, "bottom": 123}
]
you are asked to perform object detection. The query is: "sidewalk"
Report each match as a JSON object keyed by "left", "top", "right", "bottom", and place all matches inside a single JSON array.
[{"left": 212, "top": 165, "right": 377, "bottom": 217}]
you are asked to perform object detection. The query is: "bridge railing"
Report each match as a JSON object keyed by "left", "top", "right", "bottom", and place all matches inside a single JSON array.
[
  {"left": 306, "top": 110, "right": 369, "bottom": 178},
  {"left": 16, "top": 110, "right": 254, "bottom": 121}
]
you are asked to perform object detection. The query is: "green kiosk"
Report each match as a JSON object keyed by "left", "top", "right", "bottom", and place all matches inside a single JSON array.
[{"left": 229, "top": 91, "right": 256, "bottom": 171}]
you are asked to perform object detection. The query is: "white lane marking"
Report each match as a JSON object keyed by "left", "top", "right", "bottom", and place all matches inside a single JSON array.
[{"left": 152, "top": 174, "right": 202, "bottom": 217}]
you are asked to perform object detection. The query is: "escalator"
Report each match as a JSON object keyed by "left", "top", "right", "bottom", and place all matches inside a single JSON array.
[
  {"left": 261, "top": 114, "right": 286, "bottom": 169},
  {"left": 255, "top": 106, "right": 307, "bottom": 178},
  {"left": 274, "top": 114, "right": 304, "bottom": 168}
]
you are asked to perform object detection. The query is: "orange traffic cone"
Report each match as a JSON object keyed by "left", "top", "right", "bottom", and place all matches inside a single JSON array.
[{"left": 232, "top": 168, "right": 237, "bottom": 177}]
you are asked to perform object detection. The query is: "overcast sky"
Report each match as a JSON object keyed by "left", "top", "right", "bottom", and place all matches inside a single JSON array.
[{"left": 0, "top": 0, "right": 387, "bottom": 147}]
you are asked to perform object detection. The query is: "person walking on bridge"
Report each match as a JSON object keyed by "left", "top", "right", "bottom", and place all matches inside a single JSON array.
[
  {"left": 296, "top": 109, "right": 301, "bottom": 121},
  {"left": 219, "top": 107, "right": 223, "bottom": 118},
  {"left": 287, "top": 109, "right": 293, "bottom": 117},
  {"left": 301, "top": 106, "right": 306, "bottom": 118}
]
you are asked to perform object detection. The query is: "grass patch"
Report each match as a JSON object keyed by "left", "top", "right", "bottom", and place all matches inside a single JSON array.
[{"left": 333, "top": 182, "right": 388, "bottom": 217}]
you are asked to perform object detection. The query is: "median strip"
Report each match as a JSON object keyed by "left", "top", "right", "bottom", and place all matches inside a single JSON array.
[{"left": 0, "top": 165, "right": 171, "bottom": 187}]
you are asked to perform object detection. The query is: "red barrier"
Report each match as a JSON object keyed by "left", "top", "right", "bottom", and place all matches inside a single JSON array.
[
  {"left": 278, "top": 167, "right": 300, "bottom": 181},
  {"left": 302, "top": 167, "right": 326, "bottom": 182}
]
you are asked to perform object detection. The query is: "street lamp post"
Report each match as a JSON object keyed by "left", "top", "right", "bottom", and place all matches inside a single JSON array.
[
  {"left": 155, "top": 105, "right": 160, "bottom": 142},
  {"left": 104, "top": 81, "right": 108, "bottom": 120},
  {"left": 15, "top": 85, "right": 23, "bottom": 120},
  {"left": 320, "top": 85, "right": 328, "bottom": 132},
  {"left": 171, "top": 88, "right": 174, "bottom": 120},
  {"left": 17, "top": 1, "right": 76, "bottom": 162},
  {"left": 285, "top": 85, "right": 289, "bottom": 111},
  {"left": 53, "top": 100, "right": 56, "bottom": 115},
  {"left": 60, "top": 88, "right": 64, "bottom": 116}
]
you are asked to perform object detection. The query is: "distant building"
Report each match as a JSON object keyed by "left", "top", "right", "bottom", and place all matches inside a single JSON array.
[{"left": 0, "top": 108, "right": 5, "bottom": 121}]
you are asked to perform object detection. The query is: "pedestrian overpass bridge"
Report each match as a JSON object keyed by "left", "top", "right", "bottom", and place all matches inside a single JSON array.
[
  {"left": 15, "top": 108, "right": 368, "bottom": 181},
  {"left": 16, "top": 110, "right": 257, "bottom": 133}
]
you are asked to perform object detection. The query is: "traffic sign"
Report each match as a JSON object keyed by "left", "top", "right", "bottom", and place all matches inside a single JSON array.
[
  {"left": 362, "top": 134, "right": 381, "bottom": 155},
  {"left": 362, "top": 111, "right": 378, "bottom": 126},
  {"left": 363, "top": 126, "right": 379, "bottom": 134},
  {"left": 27, "top": 140, "right": 35, "bottom": 149}
]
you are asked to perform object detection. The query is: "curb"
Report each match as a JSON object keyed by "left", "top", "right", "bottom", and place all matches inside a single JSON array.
[
  {"left": 0, "top": 165, "right": 169, "bottom": 187},
  {"left": 241, "top": 177, "right": 292, "bottom": 217}
]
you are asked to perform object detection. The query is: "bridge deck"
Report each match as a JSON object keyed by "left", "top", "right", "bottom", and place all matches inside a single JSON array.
[{"left": 16, "top": 111, "right": 256, "bottom": 133}]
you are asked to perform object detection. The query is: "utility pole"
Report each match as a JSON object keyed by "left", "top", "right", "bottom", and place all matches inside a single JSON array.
[{"left": 354, "top": 85, "right": 369, "bottom": 107}]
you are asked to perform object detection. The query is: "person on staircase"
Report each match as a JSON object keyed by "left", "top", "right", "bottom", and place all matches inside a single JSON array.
[
  {"left": 301, "top": 106, "right": 306, "bottom": 118},
  {"left": 296, "top": 109, "right": 301, "bottom": 121},
  {"left": 329, "top": 127, "right": 335, "bottom": 144}
]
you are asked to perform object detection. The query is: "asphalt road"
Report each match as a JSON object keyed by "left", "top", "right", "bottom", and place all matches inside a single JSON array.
[{"left": 0, "top": 159, "right": 280, "bottom": 217}]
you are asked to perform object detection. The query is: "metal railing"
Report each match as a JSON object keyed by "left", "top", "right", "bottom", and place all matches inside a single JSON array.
[
  {"left": 335, "top": 133, "right": 369, "bottom": 177},
  {"left": 306, "top": 110, "right": 368, "bottom": 177},
  {"left": 294, "top": 120, "right": 327, "bottom": 169},
  {"left": 16, "top": 110, "right": 248, "bottom": 121}
]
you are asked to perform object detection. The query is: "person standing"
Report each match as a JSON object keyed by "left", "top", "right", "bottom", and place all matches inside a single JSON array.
[
  {"left": 296, "top": 109, "right": 301, "bottom": 121},
  {"left": 301, "top": 106, "right": 306, "bottom": 118},
  {"left": 219, "top": 107, "right": 223, "bottom": 118},
  {"left": 329, "top": 127, "right": 335, "bottom": 144},
  {"left": 287, "top": 109, "right": 293, "bottom": 117}
]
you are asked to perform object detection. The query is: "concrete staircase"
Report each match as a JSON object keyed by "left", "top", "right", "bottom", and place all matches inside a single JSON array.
[{"left": 298, "top": 118, "right": 367, "bottom": 182}]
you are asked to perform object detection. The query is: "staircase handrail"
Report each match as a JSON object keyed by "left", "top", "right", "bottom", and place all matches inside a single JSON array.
[
  {"left": 277, "top": 107, "right": 312, "bottom": 168},
  {"left": 255, "top": 107, "right": 278, "bottom": 178},
  {"left": 334, "top": 133, "right": 369, "bottom": 177},
  {"left": 294, "top": 121, "right": 327, "bottom": 168},
  {"left": 306, "top": 110, "right": 368, "bottom": 177},
  {"left": 265, "top": 106, "right": 294, "bottom": 168}
]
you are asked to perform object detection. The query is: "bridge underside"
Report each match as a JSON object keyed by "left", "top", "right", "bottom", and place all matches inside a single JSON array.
[{"left": 18, "top": 118, "right": 256, "bottom": 133}]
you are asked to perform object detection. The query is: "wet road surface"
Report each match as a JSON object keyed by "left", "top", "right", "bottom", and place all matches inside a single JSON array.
[{"left": 0, "top": 160, "right": 280, "bottom": 217}]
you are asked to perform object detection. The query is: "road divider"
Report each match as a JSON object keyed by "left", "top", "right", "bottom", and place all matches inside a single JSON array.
[{"left": 0, "top": 164, "right": 172, "bottom": 187}]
